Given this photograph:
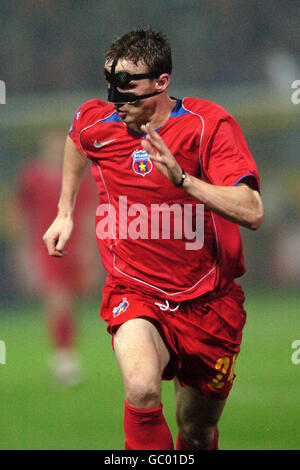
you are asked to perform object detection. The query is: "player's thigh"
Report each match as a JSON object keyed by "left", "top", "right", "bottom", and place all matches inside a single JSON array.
[
  {"left": 174, "top": 377, "right": 226, "bottom": 431},
  {"left": 114, "top": 318, "right": 170, "bottom": 388}
]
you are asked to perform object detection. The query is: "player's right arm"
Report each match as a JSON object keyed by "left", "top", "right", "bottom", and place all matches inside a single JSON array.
[{"left": 43, "top": 136, "right": 88, "bottom": 257}]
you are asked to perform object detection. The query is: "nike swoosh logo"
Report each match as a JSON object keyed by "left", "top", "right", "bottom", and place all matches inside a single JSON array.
[{"left": 93, "top": 139, "right": 116, "bottom": 148}]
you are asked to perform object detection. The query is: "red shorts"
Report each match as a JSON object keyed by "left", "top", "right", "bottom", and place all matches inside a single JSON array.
[{"left": 100, "top": 282, "right": 246, "bottom": 400}]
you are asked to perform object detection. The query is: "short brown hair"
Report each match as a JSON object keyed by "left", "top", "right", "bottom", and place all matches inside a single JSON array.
[{"left": 104, "top": 28, "right": 172, "bottom": 77}]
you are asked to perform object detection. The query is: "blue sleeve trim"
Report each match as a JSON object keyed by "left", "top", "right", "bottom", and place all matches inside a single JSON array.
[{"left": 233, "top": 174, "right": 260, "bottom": 191}]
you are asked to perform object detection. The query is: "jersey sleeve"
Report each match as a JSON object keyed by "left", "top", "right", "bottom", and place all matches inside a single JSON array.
[
  {"left": 202, "top": 114, "right": 260, "bottom": 191},
  {"left": 68, "top": 99, "right": 107, "bottom": 156}
]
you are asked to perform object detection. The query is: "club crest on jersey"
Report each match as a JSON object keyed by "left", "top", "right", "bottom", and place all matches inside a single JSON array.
[
  {"left": 112, "top": 297, "right": 129, "bottom": 317},
  {"left": 132, "top": 149, "right": 153, "bottom": 176}
]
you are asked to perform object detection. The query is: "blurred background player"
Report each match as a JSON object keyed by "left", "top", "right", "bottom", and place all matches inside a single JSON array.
[{"left": 12, "top": 131, "right": 99, "bottom": 385}]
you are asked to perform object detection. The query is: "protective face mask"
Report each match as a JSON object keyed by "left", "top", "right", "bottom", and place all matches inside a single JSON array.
[{"left": 104, "top": 59, "right": 162, "bottom": 104}]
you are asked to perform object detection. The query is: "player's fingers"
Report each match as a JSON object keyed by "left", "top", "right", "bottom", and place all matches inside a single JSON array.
[
  {"left": 141, "top": 137, "right": 152, "bottom": 153},
  {"left": 55, "top": 235, "right": 68, "bottom": 253},
  {"left": 49, "top": 242, "right": 63, "bottom": 257},
  {"left": 141, "top": 140, "right": 165, "bottom": 166},
  {"left": 141, "top": 138, "right": 159, "bottom": 159},
  {"left": 43, "top": 232, "right": 64, "bottom": 257},
  {"left": 142, "top": 123, "right": 167, "bottom": 152},
  {"left": 51, "top": 250, "right": 65, "bottom": 258},
  {"left": 144, "top": 122, "right": 160, "bottom": 139},
  {"left": 42, "top": 233, "right": 54, "bottom": 254}
]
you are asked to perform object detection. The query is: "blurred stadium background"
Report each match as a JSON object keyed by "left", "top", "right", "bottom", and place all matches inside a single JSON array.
[{"left": 0, "top": 0, "right": 299, "bottom": 450}]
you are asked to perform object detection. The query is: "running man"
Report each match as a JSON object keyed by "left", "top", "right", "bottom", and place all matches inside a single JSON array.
[{"left": 43, "top": 29, "right": 264, "bottom": 449}]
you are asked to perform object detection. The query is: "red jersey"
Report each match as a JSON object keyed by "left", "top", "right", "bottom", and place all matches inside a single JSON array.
[{"left": 69, "top": 97, "right": 260, "bottom": 301}]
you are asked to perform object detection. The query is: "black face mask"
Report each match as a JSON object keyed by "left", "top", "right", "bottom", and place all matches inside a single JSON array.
[{"left": 104, "top": 59, "right": 162, "bottom": 104}]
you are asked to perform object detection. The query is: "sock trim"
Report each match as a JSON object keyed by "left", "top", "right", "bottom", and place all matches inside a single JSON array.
[{"left": 124, "top": 400, "right": 163, "bottom": 417}]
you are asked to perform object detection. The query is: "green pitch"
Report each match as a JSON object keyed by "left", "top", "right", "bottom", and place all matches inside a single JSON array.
[{"left": 0, "top": 289, "right": 299, "bottom": 450}]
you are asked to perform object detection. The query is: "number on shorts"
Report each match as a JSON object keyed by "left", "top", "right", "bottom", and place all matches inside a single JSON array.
[{"left": 208, "top": 353, "right": 238, "bottom": 389}]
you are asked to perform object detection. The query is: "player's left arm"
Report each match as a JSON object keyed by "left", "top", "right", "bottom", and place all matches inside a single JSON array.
[{"left": 141, "top": 123, "right": 264, "bottom": 231}]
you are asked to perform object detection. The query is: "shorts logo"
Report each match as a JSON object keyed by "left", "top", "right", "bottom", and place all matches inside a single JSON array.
[
  {"left": 132, "top": 149, "right": 153, "bottom": 176},
  {"left": 113, "top": 297, "right": 129, "bottom": 317}
]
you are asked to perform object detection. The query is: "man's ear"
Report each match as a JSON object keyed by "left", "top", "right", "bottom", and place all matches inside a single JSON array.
[{"left": 155, "top": 73, "right": 170, "bottom": 92}]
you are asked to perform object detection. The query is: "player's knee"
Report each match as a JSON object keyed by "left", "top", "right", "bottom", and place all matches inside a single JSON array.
[
  {"left": 125, "top": 376, "right": 161, "bottom": 409},
  {"left": 179, "top": 421, "right": 216, "bottom": 450}
]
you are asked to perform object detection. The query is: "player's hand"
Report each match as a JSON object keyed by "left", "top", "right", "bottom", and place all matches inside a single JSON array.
[
  {"left": 42, "top": 214, "right": 74, "bottom": 257},
  {"left": 141, "top": 123, "right": 183, "bottom": 186}
]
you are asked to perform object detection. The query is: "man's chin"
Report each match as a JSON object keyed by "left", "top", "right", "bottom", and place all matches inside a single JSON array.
[
  {"left": 115, "top": 108, "right": 127, "bottom": 118},
  {"left": 120, "top": 113, "right": 135, "bottom": 125}
]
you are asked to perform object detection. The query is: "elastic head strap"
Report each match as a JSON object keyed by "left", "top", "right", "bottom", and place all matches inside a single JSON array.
[
  {"left": 107, "top": 57, "right": 163, "bottom": 104},
  {"left": 107, "top": 58, "right": 158, "bottom": 84}
]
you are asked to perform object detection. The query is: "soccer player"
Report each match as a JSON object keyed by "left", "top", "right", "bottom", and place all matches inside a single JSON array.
[
  {"left": 43, "top": 29, "right": 264, "bottom": 448},
  {"left": 14, "top": 131, "right": 99, "bottom": 385}
]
